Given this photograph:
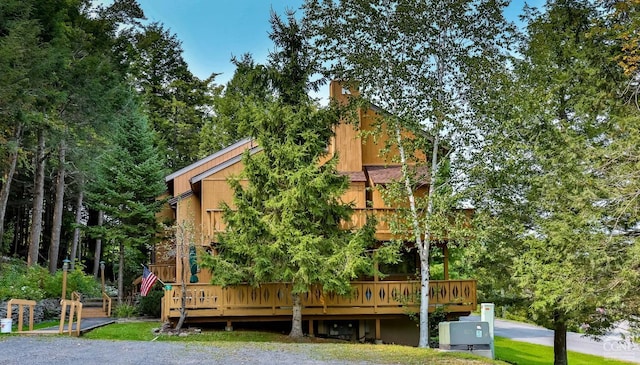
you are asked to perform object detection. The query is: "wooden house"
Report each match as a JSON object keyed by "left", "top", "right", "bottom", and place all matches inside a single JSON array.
[{"left": 153, "top": 81, "right": 476, "bottom": 345}]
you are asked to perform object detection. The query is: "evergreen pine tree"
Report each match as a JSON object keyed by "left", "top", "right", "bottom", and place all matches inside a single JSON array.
[
  {"left": 87, "top": 99, "right": 167, "bottom": 303},
  {"left": 202, "top": 11, "right": 380, "bottom": 338}
]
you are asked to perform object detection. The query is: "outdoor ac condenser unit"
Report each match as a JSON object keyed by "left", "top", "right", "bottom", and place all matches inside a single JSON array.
[{"left": 438, "top": 321, "right": 491, "bottom": 351}]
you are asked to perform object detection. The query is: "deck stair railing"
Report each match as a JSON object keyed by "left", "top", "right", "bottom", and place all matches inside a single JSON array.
[
  {"left": 59, "top": 292, "right": 83, "bottom": 336},
  {"left": 101, "top": 292, "right": 112, "bottom": 317}
]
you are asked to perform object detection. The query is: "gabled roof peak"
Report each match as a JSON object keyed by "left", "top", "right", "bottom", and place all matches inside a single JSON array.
[{"left": 165, "top": 138, "right": 253, "bottom": 182}]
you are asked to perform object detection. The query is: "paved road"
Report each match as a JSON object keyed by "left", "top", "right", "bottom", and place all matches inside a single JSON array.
[{"left": 461, "top": 315, "right": 640, "bottom": 363}]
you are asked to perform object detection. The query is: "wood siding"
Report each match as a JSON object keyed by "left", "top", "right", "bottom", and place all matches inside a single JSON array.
[{"left": 340, "top": 181, "right": 366, "bottom": 209}]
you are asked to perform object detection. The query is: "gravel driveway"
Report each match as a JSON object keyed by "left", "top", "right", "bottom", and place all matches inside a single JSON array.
[{"left": 0, "top": 336, "right": 379, "bottom": 365}]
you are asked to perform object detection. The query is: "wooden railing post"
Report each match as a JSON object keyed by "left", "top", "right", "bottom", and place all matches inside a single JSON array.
[
  {"left": 6, "top": 299, "right": 36, "bottom": 332},
  {"left": 101, "top": 292, "right": 112, "bottom": 317},
  {"left": 59, "top": 299, "right": 83, "bottom": 336}
]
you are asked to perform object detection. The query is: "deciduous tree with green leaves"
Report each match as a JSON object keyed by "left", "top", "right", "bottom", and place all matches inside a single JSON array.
[
  {"left": 304, "top": 0, "right": 513, "bottom": 347},
  {"left": 465, "top": 1, "right": 640, "bottom": 364}
]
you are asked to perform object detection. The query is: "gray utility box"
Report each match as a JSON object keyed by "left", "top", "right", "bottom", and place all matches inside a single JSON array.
[{"left": 439, "top": 321, "right": 491, "bottom": 351}]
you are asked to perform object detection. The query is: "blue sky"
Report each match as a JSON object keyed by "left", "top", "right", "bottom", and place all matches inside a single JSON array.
[
  {"left": 137, "top": 0, "right": 305, "bottom": 83},
  {"left": 135, "top": 0, "right": 545, "bottom": 88}
]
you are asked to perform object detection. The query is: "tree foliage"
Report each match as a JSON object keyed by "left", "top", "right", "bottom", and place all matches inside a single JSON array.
[
  {"left": 122, "top": 22, "right": 217, "bottom": 170},
  {"left": 87, "top": 100, "right": 167, "bottom": 302},
  {"left": 465, "top": 1, "right": 640, "bottom": 364},
  {"left": 304, "top": 0, "right": 513, "bottom": 347},
  {"left": 199, "top": 54, "right": 268, "bottom": 154},
  {"left": 201, "top": 11, "right": 382, "bottom": 338}
]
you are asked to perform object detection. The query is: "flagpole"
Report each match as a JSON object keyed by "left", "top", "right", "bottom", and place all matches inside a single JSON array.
[{"left": 141, "top": 263, "right": 166, "bottom": 286}]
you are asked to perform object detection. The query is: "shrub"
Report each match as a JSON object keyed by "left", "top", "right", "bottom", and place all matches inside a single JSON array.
[
  {"left": 0, "top": 261, "right": 47, "bottom": 300},
  {"left": 137, "top": 289, "right": 163, "bottom": 318},
  {"left": 114, "top": 303, "right": 138, "bottom": 318},
  {"left": 0, "top": 259, "right": 100, "bottom": 301}
]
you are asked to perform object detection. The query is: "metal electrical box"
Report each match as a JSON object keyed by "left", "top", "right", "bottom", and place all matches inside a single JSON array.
[{"left": 439, "top": 321, "right": 491, "bottom": 351}]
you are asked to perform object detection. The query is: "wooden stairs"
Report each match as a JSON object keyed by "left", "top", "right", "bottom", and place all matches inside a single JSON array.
[{"left": 81, "top": 297, "right": 111, "bottom": 318}]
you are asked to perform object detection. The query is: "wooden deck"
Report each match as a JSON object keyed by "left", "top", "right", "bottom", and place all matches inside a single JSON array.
[{"left": 161, "top": 279, "right": 476, "bottom": 322}]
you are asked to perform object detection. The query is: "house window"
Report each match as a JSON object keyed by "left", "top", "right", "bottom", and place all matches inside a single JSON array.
[{"left": 379, "top": 248, "right": 418, "bottom": 279}]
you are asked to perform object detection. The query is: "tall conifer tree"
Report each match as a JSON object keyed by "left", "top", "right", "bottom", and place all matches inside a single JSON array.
[
  {"left": 202, "top": 11, "right": 383, "bottom": 338},
  {"left": 87, "top": 99, "right": 167, "bottom": 303}
]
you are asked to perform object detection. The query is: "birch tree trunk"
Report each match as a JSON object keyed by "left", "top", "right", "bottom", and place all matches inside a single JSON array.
[
  {"left": 48, "top": 139, "right": 66, "bottom": 274},
  {"left": 27, "top": 130, "right": 45, "bottom": 267},
  {"left": 419, "top": 133, "right": 440, "bottom": 348},
  {"left": 0, "top": 124, "right": 22, "bottom": 243},
  {"left": 393, "top": 120, "right": 430, "bottom": 347}
]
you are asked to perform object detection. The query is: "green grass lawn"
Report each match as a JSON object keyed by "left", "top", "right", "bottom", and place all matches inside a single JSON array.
[
  {"left": 1, "top": 319, "right": 59, "bottom": 333},
  {"left": 81, "top": 322, "right": 637, "bottom": 365},
  {"left": 495, "top": 336, "right": 636, "bottom": 365},
  {"left": 32, "top": 320, "right": 60, "bottom": 330}
]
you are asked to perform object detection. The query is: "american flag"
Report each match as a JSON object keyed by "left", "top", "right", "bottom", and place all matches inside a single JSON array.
[{"left": 140, "top": 265, "right": 158, "bottom": 297}]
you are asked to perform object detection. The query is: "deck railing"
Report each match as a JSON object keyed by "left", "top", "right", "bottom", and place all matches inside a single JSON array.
[
  {"left": 59, "top": 298, "right": 82, "bottom": 336},
  {"left": 162, "top": 279, "right": 476, "bottom": 320},
  {"left": 149, "top": 264, "right": 176, "bottom": 282},
  {"left": 101, "top": 292, "right": 112, "bottom": 317}
]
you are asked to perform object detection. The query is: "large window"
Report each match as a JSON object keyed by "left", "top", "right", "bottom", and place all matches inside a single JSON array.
[{"left": 378, "top": 248, "right": 418, "bottom": 280}]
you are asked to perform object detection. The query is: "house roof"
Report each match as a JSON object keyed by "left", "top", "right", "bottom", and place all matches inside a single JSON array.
[
  {"left": 365, "top": 165, "right": 430, "bottom": 185},
  {"left": 340, "top": 171, "right": 367, "bottom": 182},
  {"left": 165, "top": 137, "right": 253, "bottom": 182},
  {"left": 168, "top": 190, "right": 193, "bottom": 206},
  {"left": 190, "top": 146, "right": 262, "bottom": 185}
]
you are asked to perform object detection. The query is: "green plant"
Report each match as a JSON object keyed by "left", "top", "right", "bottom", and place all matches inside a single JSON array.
[
  {"left": 42, "top": 265, "right": 101, "bottom": 299},
  {"left": 0, "top": 261, "right": 46, "bottom": 300},
  {"left": 114, "top": 303, "right": 138, "bottom": 318},
  {"left": 1, "top": 226, "right": 14, "bottom": 255},
  {"left": 137, "top": 289, "right": 163, "bottom": 317},
  {"left": 0, "top": 259, "right": 101, "bottom": 301},
  {"left": 428, "top": 306, "right": 448, "bottom": 347}
]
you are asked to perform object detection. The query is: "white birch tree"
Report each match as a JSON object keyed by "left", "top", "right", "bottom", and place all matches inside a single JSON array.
[{"left": 304, "top": 0, "right": 513, "bottom": 347}]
